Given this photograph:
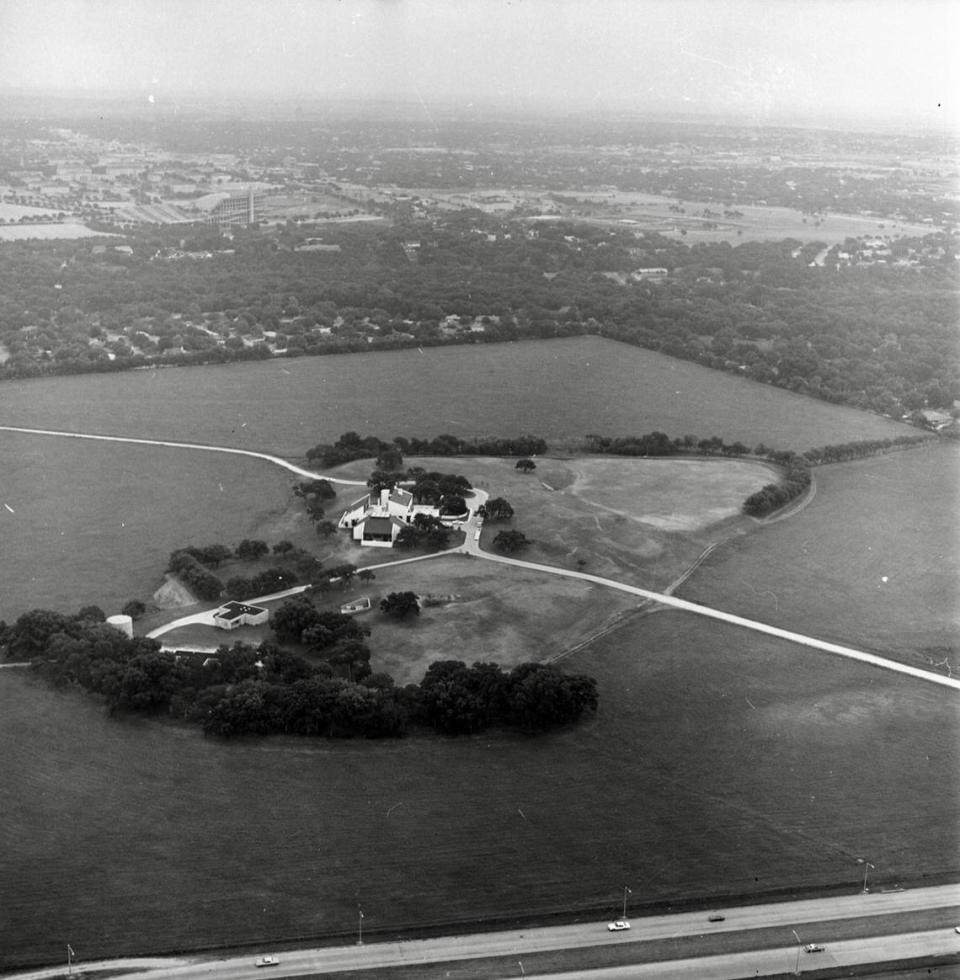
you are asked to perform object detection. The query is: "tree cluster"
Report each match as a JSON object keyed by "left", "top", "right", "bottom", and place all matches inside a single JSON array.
[
  {"left": 307, "top": 431, "right": 547, "bottom": 468},
  {"left": 480, "top": 497, "right": 515, "bottom": 522},
  {"left": 394, "top": 514, "right": 450, "bottom": 550},
  {"left": 417, "top": 660, "right": 598, "bottom": 734},
  {"left": 492, "top": 529, "right": 532, "bottom": 553},
  {"left": 800, "top": 433, "right": 932, "bottom": 465},
  {"left": 742, "top": 455, "right": 812, "bottom": 518},
  {"left": 166, "top": 550, "right": 224, "bottom": 601},
  {"left": 2, "top": 608, "right": 598, "bottom": 741},
  {"left": 225, "top": 567, "right": 299, "bottom": 601},
  {"left": 379, "top": 591, "right": 420, "bottom": 619},
  {"left": 166, "top": 540, "right": 326, "bottom": 603}
]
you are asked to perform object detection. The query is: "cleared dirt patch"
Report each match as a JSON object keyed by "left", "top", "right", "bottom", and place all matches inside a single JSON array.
[{"left": 568, "top": 457, "right": 778, "bottom": 532}]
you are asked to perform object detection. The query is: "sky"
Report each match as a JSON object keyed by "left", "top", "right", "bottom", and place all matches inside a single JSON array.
[{"left": 1, "top": 0, "right": 957, "bottom": 127}]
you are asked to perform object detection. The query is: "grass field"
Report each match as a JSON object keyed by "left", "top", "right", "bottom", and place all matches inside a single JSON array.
[
  {"left": 680, "top": 442, "right": 960, "bottom": 672},
  {"left": 0, "top": 336, "right": 910, "bottom": 458},
  {"left": 0, "top": 340, "right": 954, "bottom": 966},
  {"left": 2, "top": 607, "right": 956, "bottom": 968},
  {"left": 0, "top": 431, "right": 302, "bottom": 620}
]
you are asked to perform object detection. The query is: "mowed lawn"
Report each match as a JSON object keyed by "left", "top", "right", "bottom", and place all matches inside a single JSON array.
[
  {"left": 2, "top": 608, "right": 957, "bottom": 968},
  {"left": 680, "top": 443, "right": 960, "bottom": 671}
]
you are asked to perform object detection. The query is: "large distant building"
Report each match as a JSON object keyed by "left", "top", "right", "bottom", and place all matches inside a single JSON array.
[{"left": 196, "top": 187, "right": 260, "bottom": 226}]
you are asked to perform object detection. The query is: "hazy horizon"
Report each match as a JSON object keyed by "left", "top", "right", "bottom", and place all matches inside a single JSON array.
[{"left": 2, "top": 0, "right": 957, "bottom": 132}]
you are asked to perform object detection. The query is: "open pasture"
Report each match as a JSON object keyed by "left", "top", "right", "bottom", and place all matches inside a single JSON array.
[
  {"left": 0, "top": 336, "right": 910, "bottom": 458},
  {"left": 0, "top": 431, "right": 303, "bottom": 620},
  {"left": 2, "top": 608, "right": 956, "bottom": 968},
  {"left": 680, "top": 443, "right": 960, "bottom": 672}
]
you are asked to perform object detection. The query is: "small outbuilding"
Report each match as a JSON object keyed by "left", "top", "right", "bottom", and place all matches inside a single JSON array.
[
  {"left": 340, "top": 596, "right": 372, "bottom": 614},
  {"left": 212, "top": 601, "right": 270, "bottom": 630}
]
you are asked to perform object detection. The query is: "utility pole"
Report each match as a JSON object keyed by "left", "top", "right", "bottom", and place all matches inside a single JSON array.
[
  {"left": 357, "top": 907, "right": 364, "bottom": 946},
  {"left": 623, "top": 885, "right": 632, "bottom": 920}
]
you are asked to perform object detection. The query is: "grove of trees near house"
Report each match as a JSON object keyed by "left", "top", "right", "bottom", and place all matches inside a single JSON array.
[{"left": 0, "top": 605, "right": 598, "bottom": 739}]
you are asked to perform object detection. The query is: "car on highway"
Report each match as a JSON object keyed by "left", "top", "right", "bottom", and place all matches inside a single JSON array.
[
  {"left": 708, "top": 913, "right": 725, "bottom": 922},
  {"left": 255, "top": 956, "right": 279, "bottom": 967},
  {"left": 803, "top": 944, "right": 825, "bottom": 953},
  {"left": 607, "top": 919, "right": 631, "bottom": 931}
]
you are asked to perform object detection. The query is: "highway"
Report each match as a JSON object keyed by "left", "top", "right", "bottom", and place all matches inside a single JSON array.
[
  {"left": 527, "top": 930, "right": 960, "bottom": 979},
  {"left": 7, "top": 885, "right": 957, "bottom": 980}
]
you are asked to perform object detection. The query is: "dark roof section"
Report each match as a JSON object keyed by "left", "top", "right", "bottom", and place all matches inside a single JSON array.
[
  {"left": 215, "top": 600, "right": 267, "bottom": 621},
  {"left": 363, "top": 516, "right": 394, "bottom": 535}
]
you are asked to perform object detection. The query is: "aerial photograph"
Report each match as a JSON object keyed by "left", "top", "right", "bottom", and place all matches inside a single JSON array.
[{"left": 0, "top": 0, "right": 957, "bottom": 977}]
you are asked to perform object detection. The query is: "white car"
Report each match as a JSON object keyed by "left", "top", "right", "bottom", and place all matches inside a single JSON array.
[
  {"left": 255, "top": 956, "right": 279, "bottom": 967},
  {"left": 803, "top": 943, "right": 825, "bottom": 953},
  {"left": 607, "top": 919, "right": 631, "bottom": 931}
]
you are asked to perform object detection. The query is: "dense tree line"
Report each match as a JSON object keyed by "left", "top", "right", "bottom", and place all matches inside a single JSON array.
[
  {"left": 418, "top": 660, "right": 598, "bottom": 734},
  {"left": 800, "top": 433, "right": 932, "bottom": 465},
  {"left": 742, "top": 455, "right": 813, "bottom": 518},
  {"left": 0, "top": 607, "right": 598, "bottom": 739},
  {"left": 166, "top": 550, "right": 224, "bottom": 601},
  {"left": 2, "top": 220, "right": 955, "bottom": 420},
  {"left": 165, "top": 539, "right": 330, "bottom": 603},
  {"left": 306, "top": 431, "right": 547, "bottom": 468}
]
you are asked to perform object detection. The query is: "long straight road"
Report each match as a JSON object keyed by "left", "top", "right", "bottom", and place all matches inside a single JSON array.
[{"left": 463, "top": 543, "right": 960, "bottom": 691}]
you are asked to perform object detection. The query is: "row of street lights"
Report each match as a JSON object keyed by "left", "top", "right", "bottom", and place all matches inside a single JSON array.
[{"left": 352, "top": 860, "right": 874, "bottom": 972}]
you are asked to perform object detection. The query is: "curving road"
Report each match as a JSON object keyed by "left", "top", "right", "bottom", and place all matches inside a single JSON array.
[{"left": 0, "top": 425, "right": 367, "bottom": 485}]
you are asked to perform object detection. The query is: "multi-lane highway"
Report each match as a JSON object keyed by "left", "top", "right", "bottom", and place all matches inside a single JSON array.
[{"left": 8, "top": 885, "right": 958, "bottom": 980}]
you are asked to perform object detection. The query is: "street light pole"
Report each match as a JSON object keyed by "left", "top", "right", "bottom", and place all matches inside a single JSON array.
[
  {"left": 623, "top": 885, "right": 632, "bottom": 920},
  {"left": 792, "top": 929, "right": 802, "bottom": 976},
  {"left": 357, "top": 907, "right": 364, "bottom": 946},
  {"left": 862, "top": 861, "right": 875, "bottom": 893}
]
